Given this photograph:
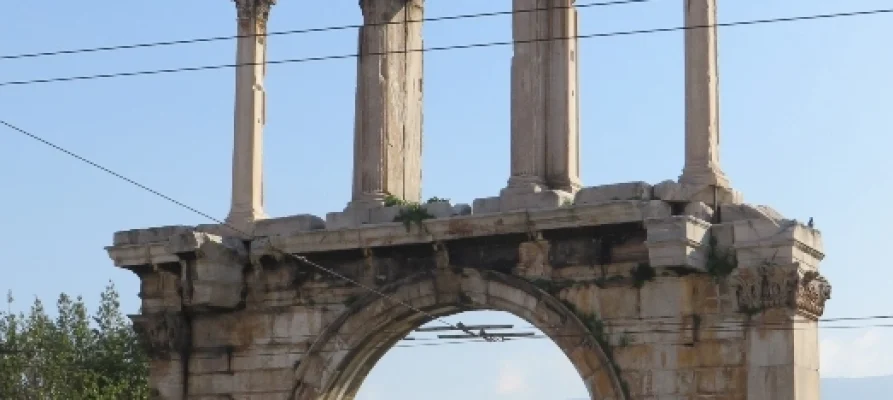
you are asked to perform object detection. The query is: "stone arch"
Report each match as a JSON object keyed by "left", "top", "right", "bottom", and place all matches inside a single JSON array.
[{"left": 290, "top": 268, "right": 627, "bottom": 400}]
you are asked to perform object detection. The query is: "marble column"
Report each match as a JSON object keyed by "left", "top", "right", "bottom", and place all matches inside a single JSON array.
[
  {"left": 508, "top": 0, "right": 580, "bottom": 195},
  {"left": 225, "top": 0, "right": 275, "bottom": 234},
  {"left": 351, "top": 0, "right": 424, "bottom": 206},
  {"left": 679, "top": 0, "right": 729, "bottom": 187},
  {"left": 544, "top": 0, "right": 581, "bottom": 193}
]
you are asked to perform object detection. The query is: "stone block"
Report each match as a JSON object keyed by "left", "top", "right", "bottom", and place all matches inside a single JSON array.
[
  {"left": 720, "top": 203, "right": 785, "bottom": 224},
  {"left": 190, "top": 282, "right": 243, "bottom": 309},
  {"left": 368, "top": 206, "right": 401, "bottom": 224},
  {"left": 684, "top": 201, "right": 714, "bottom": 222},
  {"left": 471, "top": 196, "right": 500, "bottom": 214},
  {"left": 732, "top": 219, "right": 824, "bottom": 269},
  {"left": 498, "top": 188, "right": 574, "bottom": 212},
  {"left": 195, "top": 223, "right": 248, "bottom": 239},
  {"left": 644, "top": 216, "right": 711, "bottom": 270},
  {"left": 113, "top": 225, "right": 193, "bottom": 246},
  {"left": 325, "top": 206, "right": 371, "bottom": 230},
  {"left": 254, "top": 214, "right": 326, "bottom": 237},
  {"left": 422, "top": 201, "right": 453, "bottom": 218},
  {"left": 452, "top": 203, "right": 472, "bottom": 216},
  {"left": 574, "top": 181, "right": 652, "bottom": 205},
  {"left": 165, "top": 232, "right": 248, "bottom": 310},
  {"left": 653, "top": 179, "right": 743, "bottom": 205}
]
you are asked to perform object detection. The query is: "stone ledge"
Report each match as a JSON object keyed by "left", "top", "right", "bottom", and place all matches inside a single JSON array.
[
  {"left": 261, "top": 200, "right": 672, "bottom": 255},
  {"left": 326, "top": 201, "right": 472, "bottom": 230},
  {"left": 731, "top": 219, "right": 824, "bottom": 269},
  {"left": 472, "top": 189, "right": 574, "bottom": 215},
  {"left": 575, "top": 181, "right": 652, "bottom": 204}
]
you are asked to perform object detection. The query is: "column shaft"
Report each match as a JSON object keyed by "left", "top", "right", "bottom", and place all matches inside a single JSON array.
[
  {"left": 227, "top": 0, "right": 274, "bottom": 232},
  {"left": 509, "top": 0, "right": 548, "bottom": 191},
  {"left": 352, "top": 0, "right": 424, "bottom": 204},
  {"left": 680, "top": 0, "right": 729, "bottom": 187},
  {"left": 544, "top": 0, "right": 581, "bottom": 193},
  {"left": 509, "top": 0, "right": 581, "bottom": 193}
]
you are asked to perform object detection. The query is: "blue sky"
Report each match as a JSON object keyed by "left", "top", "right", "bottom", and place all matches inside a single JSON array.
[{"left": 2, "top": 0, "right": 892, "bottom": 398}]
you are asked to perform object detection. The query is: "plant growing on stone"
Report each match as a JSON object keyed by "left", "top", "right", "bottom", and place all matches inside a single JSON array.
[
  {"left": 426, "top": 197, "right": 450, "bottom": 204},
  {"left": 560, "top": 300, "right": 631, "bottom": 399},
  {"left": 383, "top": 194, "right": 407, "bottom": 207},
  {"left": 393, "top": 203, "right": 434, "bottom": 232},
  {"left": 630, "top": 262, "right": 656, "bottom": 288},
  {"left": 705, "top": 234, "right": 737, "bottom": 281}
]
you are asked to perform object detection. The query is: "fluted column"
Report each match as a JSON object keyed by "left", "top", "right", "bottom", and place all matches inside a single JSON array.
[
  {"left": 351, "top": 0, "right": 424, "bottom": 205},
  {"left": 679, "top": 0, "right": 729, "bottom": 187},
  {"left": 509, "top": 0, "right": 580, "bottom": 194},
  {"left": 226, "top": 0, "right": 274, "bottom": 234}
]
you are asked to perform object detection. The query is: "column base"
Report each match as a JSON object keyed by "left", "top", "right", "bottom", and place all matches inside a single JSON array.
[
  {"left": 679, "top": 165, "right": 731, "bottom": 188},
  {"left": 472, "top": 186, "right": 574, "bottom": 214},
  {"left": 223, "top": 209, "right": 269, "bottom": 237}
]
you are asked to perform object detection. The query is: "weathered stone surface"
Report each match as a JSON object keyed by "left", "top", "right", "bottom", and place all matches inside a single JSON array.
[
  {"left": 731, "top": 219, "right": 824, "bottom": 269},
  {"left": 498, "top": 188, "right": 574, "bottom": 211},
  {"left": 644, "top": 215, "right": 710, "bottom": 270},
  {"left": 109, "top": 192, "right": 828, "bottom": 399},
  {"left": 509, "top": 0, "right": 581, "bottom": 194},
  {"left": 254, "top": 214, "right": 326, "bottom": 236},
  {"left": 575, "top": 181, "right": 652, "bottom": 204},
  {"left": 106, "top": 0, "right": 825, "bottom": 397},
  {"left": 225, "top": 0, "right": 276, "bottom": 235},
  {"left": 653, "top": 179, "right": 743, "bottom": 205},
  {"left": 684, "top": 201, "right": 714, "bottom": 222},
  {"left": 349, "top": 0, "right": 424, "bottom": 206},
  {"left": 720, "top": 203, "right": 785, "bottom": 223},
  {"left": 472, "top": 196, "right": 500, "bottom": 214},
  {"left": 113, "top": 225, "right": 192, "bottom": 246}
]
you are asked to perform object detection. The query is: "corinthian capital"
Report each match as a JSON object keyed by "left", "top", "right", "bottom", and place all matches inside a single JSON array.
[
  {"left": 234, "top": 0, "right": 276, "bottom": 21},
  {"left": 728, "top": 264, "right": 832, "bottom": 319}
]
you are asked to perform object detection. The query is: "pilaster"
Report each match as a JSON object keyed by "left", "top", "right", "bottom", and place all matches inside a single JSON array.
[
  {"left": 351, "top": 0, "right": 425, "bottom": 207},
  {"left": 679, "top": 0, "right": 729, "bottom": 187},
  {"left": 226, "top": 0, "right": 276, "bottom": 235}
]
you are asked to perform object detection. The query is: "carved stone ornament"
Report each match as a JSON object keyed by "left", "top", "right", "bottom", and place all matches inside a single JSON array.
[
  {"left": 130, "top": 313, "right": 190, "bottom": 359},
  {"left": 729, "top": 264, "right": 832, "bottom": 319},
  {"left": 234, "top": 0, "right": 276, "bottom": 21}
]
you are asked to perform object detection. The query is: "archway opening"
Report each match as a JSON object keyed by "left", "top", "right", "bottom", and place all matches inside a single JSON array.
[
  {"left": 290, "top": 269, "right": 626, "bottom": 400},
  {"left": 354, "top": 310, "right": 590, "bottom": 400}
]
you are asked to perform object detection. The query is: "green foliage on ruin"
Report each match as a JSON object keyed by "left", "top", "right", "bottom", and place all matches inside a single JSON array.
[
  {"left": 630, "top": 262, "right": 656, "bottom": 288},
  {"left": 560, "top": 300, "right": 632, "bottom": 399},
  {"left": 394, "top": 203, "right": 435, "bottom": 232},
  {"left": 0, "top": 283, "right": 149, "bottom": 399},
  {"left": 383, "top": 194, "right": 437, "bottom": 232},
  {"left": 705, "top": 234, "right": 738, "bottom": 281}
]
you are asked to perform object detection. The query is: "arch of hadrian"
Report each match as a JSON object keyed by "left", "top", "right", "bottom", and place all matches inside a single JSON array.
[{"left": 106, "top": 0, "right": 832, "bottom": 399}]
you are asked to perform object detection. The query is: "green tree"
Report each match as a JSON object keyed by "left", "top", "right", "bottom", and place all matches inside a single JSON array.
[{"left": 0, "top": 282, "right": 149, "bottom": 399}]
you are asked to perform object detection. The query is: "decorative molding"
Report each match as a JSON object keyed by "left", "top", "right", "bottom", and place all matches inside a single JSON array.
[
  {"left": 234, "top": 0, "right": 276, "bottom": 22},
  {"left": 729, "top": 264, "right": 831, "bottom": 319},
  {"left": 130, "top": 313, "right": 190, "bottom": 360}
]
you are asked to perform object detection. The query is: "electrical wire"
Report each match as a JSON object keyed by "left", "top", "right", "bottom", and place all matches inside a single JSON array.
[
  {"left": 0, "top": 0, "right": 653, "bottom": 61},
  {"left": 2, "top": 6, "right": 889, "bottom": 344},
  {"left": 2, "top": 7, "right": 891, "bottom": 87},
  {"left": 0, "top": 117, "right": 882, "bottom": 342},
  {"left": 0, "top": 119, "right": 489, "bottom": 342}
]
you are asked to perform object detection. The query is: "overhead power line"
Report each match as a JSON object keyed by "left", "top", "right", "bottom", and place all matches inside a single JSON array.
[
  {"left": 2, "top": 7, "right": 891, "bottom": 87},
  {"left": 0, "top": 119, "right": 492, "bottom": 343},
  {"left": 0, "top": 117, "right": 884, "bottom": 347},
  {"left": 0, "top": 0, "right": 652, "bottom": 61}
]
